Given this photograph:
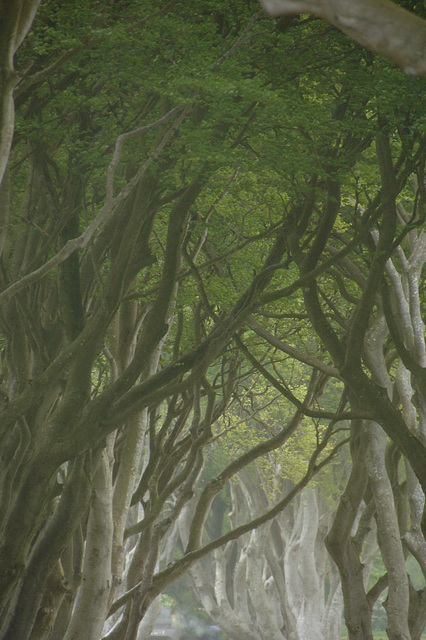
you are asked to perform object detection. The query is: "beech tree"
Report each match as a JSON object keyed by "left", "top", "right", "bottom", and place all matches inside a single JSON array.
[
  {"left": 0, "top": 2, "right": 425, "bottom": 640},
  {"left": 261, "top": 0, "right": 426, "bottom": 77},
  {"left": 0, "top": 0, "right": 41, "bottom": 186},
  {"left": 179, "top": 468, "right": 346, "bottom": 640},
  {"left": 325, "top": 214, "right": 426, "bottom": 640},
  {"left": 0, "top": 2, "right": 359, "bottom": 638},
  {"left": 182, "top": 198, "right": 426, "bottom": 639}
]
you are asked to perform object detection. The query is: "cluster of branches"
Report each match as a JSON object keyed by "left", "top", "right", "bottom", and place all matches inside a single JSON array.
[{"left": 0, "top": 2, "right": 425, "bottom": 640}]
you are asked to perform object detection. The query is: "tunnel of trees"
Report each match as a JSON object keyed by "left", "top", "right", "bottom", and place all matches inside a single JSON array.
[{"left": 0, "top": 1, "right": 425, "bottom": 640}]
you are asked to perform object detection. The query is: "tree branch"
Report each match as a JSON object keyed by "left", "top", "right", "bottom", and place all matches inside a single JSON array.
[
  {"left": 0, "top": 106, "right": 188, "bottom": 306},
  {"left": 247, "top": 316, "right": 340, "bottom": 378},
  {"left": 261, "top": 0, "right": 426, "bottom": 76},
  {"left": 152, "top": 429, "right": 348, "bottom": 596}
]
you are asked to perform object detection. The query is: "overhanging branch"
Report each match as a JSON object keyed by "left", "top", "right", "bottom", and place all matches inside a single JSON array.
[{"left": 261, "top": 0, "right": 426, "bottom": 76}]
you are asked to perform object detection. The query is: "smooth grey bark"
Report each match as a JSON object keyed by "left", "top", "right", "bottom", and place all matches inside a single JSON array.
[
  {"left": 279, "top": 489, "right": 329, "bottom": 640},
  {"left": 0, "top": 455, "right": 93, "bottom": 640},
  {"left": 261, "top": 0, "right": 426, "bottom": 76},
  {"left": 366, "top": 422, "right": 411, "bottom": 640},
  {"left": 326, "top": 427, "right": 374, "bottom": 640},
  {"left": 322, "top": 560, "right": 344, "bottom": 640},
  {"left": 364, "top": 315, "right": 411, "bottom": 640},
  {"left": 135, "top": 595, "right": 161, "bottom": 640},
  {"left": 63, "top": 447, "right": 114, "bottom": 640},
  {"left": 183, "top": 475, "right": 343, "bottom": 640},
  {"left": 0, "top": 0, "right": 41, "bottom": 187},
  {"left": 106, "top": 301, "right": 150, "bottom": 612}
]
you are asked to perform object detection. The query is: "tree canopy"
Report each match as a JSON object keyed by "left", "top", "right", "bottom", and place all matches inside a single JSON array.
[{"left": 0, "top": 1, "right": 425, "bottom": 640}]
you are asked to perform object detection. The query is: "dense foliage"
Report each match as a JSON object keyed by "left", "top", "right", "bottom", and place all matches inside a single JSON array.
[{"left": 0, "top": 1, "right": 425, "bottom": 639}]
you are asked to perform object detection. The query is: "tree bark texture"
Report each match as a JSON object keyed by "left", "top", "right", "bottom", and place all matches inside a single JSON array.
[
  {"left": 0, "top": 0, "right": 41, "bottom": 186},
  {"left": 261, "top": 0, "right": 426, "bottom": 76},
  {"left": 0, "top": 3, "right": 425, "bottom": 638},
  {"left": 184, "top": 477, "right": 344, "bottom": 640}
]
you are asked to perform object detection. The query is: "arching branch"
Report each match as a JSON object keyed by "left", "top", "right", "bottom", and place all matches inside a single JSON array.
[{"left": 261, "top": 0, "right": 426, "bottom": 76}]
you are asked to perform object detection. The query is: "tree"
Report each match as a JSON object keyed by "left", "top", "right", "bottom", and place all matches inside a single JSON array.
[
  {"left": 178, "top": 462, "right": 346, "bottom": 640},
  {"left": 261, "top": 0, "right": 426, "bottom": 77},
  {"left": 0, "top": 2, "right": 425, "bottom": 639},
  {"left": 325, "top": 215, "right": 426, "bottom": 640},
  {"left": 0, "top": 3, "right": 355, "bottom": 637},
  {"left": 0, "top": 0, "right": 41, "bottom": 186}
]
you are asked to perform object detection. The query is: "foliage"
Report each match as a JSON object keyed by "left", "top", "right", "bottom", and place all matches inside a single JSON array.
[{"left": 0, "top": 1, "right": 425, "bottom": 639}]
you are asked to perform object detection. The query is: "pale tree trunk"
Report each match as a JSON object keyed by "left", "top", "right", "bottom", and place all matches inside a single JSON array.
[
  {"left": 245, "top": 523, "right": 286, "bottom": 640},
  {"left": 108, "top": 302, "right": 148, "bottom": 609},
  {"left": 278, "top": 489, "right": 327, "bottom": 640},
  {"left": 0, "top": 0, "right": 41, "bottom": 186},
  {"left": 133, "top": 522, "right": 181, "bottom": 640},
  {"left": 366, "top": 422, "right": 411, "bottom": 640},
  {"left": 179, "top": 491, "right": 260, "bottom": 640},
  {"left": 325, "top": 429, "right": 374, "bottom": 640},
  {"left": 238, "top": 470, "right": 286, "bottom": 639},
  {"left": 135, "top": 595, "right": 161, "bottom": 640},
  {"left": 182, "top": 471, "right": 343, "bottom": 640},
  {"left": 102, "top": 301, "right": 169, "bottom": 640},
  {"left": 364, "top": 316, "right": 411, "bottom": 640},
  {"left": 321, "top": 560, "right": 343, "bottom": 640},
  {"left": 215, "top": 544, "right": 263, "bottom": 640},
  {"left": 63, "top": 447, "right": 114, "bottom": 640},
  {"left": 260, "top": 0, "right": 426, "bottom": 76},
  {"left": 110, "top": 412, "right": 146, "bottom": 605},
  {"left": 233, "top": 545, "right": 252, "bottom": 628}
]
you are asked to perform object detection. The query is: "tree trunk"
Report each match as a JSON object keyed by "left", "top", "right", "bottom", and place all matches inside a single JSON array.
[
  {"left": 366, "top": 422, "right": 411, "bottom": 640},
  {"left": 63, "top": 447, "right": 114, "bottom": 640},
  {"left": 0, "top": 456, "right": 93, "bottom": 640},
  {"left": 280, "top": 490, "right": 326, "bottom": 640},
  {"left": 0, "top": 0, "right": 41, "bottom": 186},
  {"left": 326, "top": 427, "right": 374, "bottom": 640}
]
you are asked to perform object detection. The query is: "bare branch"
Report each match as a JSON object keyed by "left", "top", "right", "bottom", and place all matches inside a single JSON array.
[
  {"left": 15, "top": 46, "right": 80, "bottom": 97},
  {"left": 0, "top": 105, "right": 188, "bottom": 306},
  {"left": 261, "top": 0, "right": 426, "bottom": 76},
  {"left": 247, "top": 316, "right": 341, "bottom": 378},
  {"left": 213, "top": 11, "right": 263, "bottom": 67}
]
